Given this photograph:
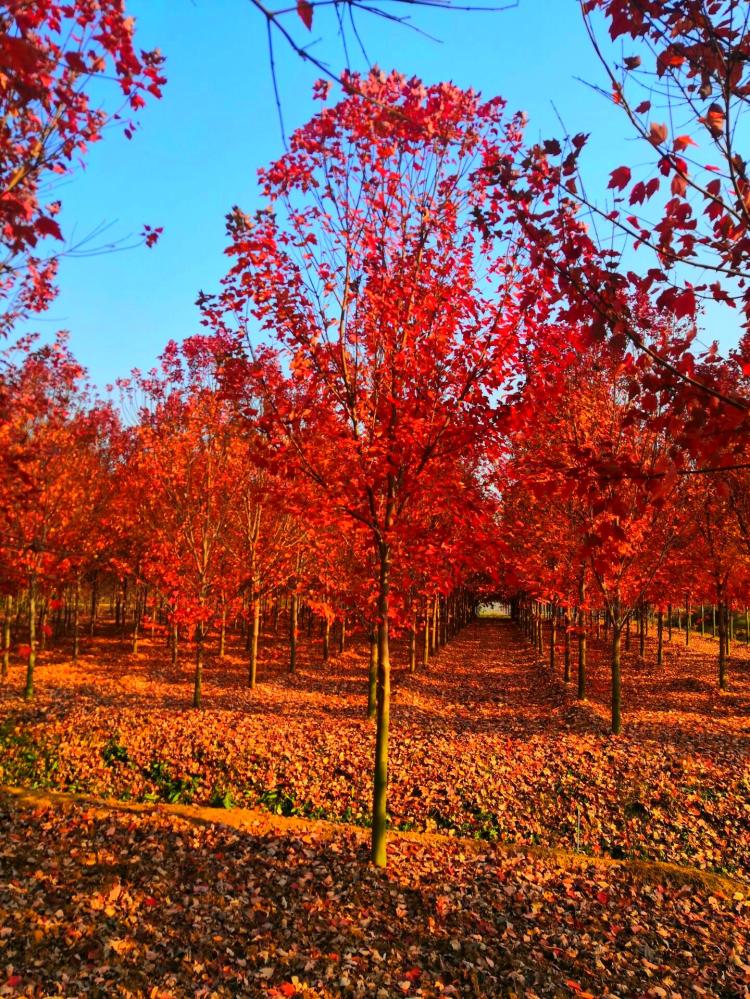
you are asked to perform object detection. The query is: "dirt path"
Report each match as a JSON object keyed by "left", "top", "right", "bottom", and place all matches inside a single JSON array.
[{"left": 396, "top": 618, "right": 564, "bottom": 737}]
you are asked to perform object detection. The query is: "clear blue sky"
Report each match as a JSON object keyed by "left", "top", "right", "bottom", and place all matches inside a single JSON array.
[{"left": 33, "top": 0, "right": 723, "bottom": 389}]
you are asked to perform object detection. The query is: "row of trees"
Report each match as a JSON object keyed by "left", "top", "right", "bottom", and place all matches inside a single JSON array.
[{"left": 0, "top": 333, "right": 489, "bottom": 707}]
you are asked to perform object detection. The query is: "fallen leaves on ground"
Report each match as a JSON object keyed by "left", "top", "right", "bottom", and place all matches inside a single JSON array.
[
  {"left": 0, "top": 620, "right": 749, "bottom": 879},
  {"left": 0, "top": 791, "right": 748, "bottom": 998}
]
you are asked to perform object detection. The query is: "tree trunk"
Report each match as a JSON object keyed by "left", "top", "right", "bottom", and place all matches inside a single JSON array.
[
  {"left": 685, "top": 596, "right": 690, "bottom": 646},
  {"left": 718, "top": 599, "right": 728, "bottom": 690},
  {"left": 409, "top": 615, "right": 416, "bottom": 673},
  {"left": 422, "top": 605, "right": 429, "bottom": 668},
  {"left": 249, "top": 588, "right": 260, "bottom": 688},
  {"left": 219, "top": 604, "right": 227, "bottom": 658},
  {"left": 549, "top": 604, "right": 557, "bottom": 674},
  {"left": 537, "top": 605, "right": 544, "bottom": 657},
  {"left": 729, "top": 605, "right": 734, "bottom": 651},
  {"left": 38, "top": 600, "right": 48, "bottom": 652},
  {"left": 668, "top": 603, "right": 673, "bottom": 641},
  {"left": 193, "top": 623, "right": 204, "bottom": 708},
  {"left": 639, "top": 603, "right": 645, "bottom": 658},
  {"left": 371, "top": 542, "right": 391, "bottom": 868},
  {"left": 89, "top": 575, "right": 98, "bottom": 637},
  {"left": 323, "top": 617, "right": 330, "bottom": 662},
  {"left": 289, "top": 591, "right": 298, "bottom": 673},
  {"left": 2, "top": 594, "right": 12, "bottom": 679},
  {"left": 611, "top": 604, "right": 623, "bottom": 735},
  {"left": 563, "top": 610, "right": 571, "bottom": 683},
  {"left": 171, "top": 619, "right": 179, "bottom": 667},
  {"left": 121, "top": 578, "right": 128, "bottom": 638},
  {"left": 132, "top": 586, "right": 140, "bottom": 654},
  {"left": 339, "top": 617, "right": 346, "bottom": 655},
  {"left": 25, "top": 579, "right": 37, "bottom": 701},
  {"left": 657, "top": 609, "right": 664, "bottom": 667},
  {"left": 577, "top": 578, "right": 587, "bottom": 700},
  {"left": 367, "top": 629, "right": 377, "bottom": 720},
  {"left": 73, "top": 575, "right": 81, "bottom": 663}
]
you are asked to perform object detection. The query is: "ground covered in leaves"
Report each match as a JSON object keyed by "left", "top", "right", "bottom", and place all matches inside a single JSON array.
[
  {"left": 1, "top": 618, "right": 749, "bottom": 881},
  {"left": 1, "top": 788, "right": 748, "bottom": 998}
]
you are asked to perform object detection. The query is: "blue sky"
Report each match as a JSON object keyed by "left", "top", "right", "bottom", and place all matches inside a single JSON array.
[{"left": 33, "top": 0, "right": 711, "bottom": 388}]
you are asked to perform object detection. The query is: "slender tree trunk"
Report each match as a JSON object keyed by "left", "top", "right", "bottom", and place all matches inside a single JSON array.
[
  {"left": 193, "top": 623, "right": 204, "bottom": 708},
  {"left": 729, "top": 605, "right": 734, "bottom": 651},
  {"left": 612, "top": 601, "right": 623, "bottom": 735},
  {"left": 132, "top": 586, "right": 140, "bottom": 654},
  {"left": 339, "top": 617, "right": 346, "bottom": 654},
  {"left": 549, "top": 603, "right": 557, "bottom": 674},
  {"left": 371, "top": 541, "right": 391, "bottom": 868},
  {"left": 2, "top": 594, "right": 13, "bottom": 679},
  {"left": 563, "top": 610, "right": 571, "bottom": 682},
  {"left": 25, "top": 578, "right": 37, "bottom": 701},
  {"left": 537, "top": 605, "right": 544, "bottom": 657},
  {"left": 639, "top": 603, "right": 645, "bottom": 658},
  {"left": 577, "top": 578, "right": 587, "bottom": 700},
  {"left": 367, "top": 629, "right": 377, "bottom": 720},
  {"left": 38, "top": 599, "right": 48, "bottom": 652},
  {"left": 171, "top": 619, "right": 179, "bottom": 667},
  {"left": 668, "top": 603, "right": 673, "bottom": 642},
  {"left": 430, "top": 597, "right": 438, "bottom": 655},
  {"left": 718, "top": 599, "right": 728, "bottom": 691},
  {"left": 685, "top": 596, "right": 690, "bottom": 646},
  {"left": 72, "top": 574, "right": 81, "bottom": 663},
  {"left": 289, "top": 590, "right": 298, "bottom": 673},
  {"left": 409, "top": 615, "right": 416, "bottom": 673},
  {"left": 89, "top": 575, "right": 98, "bottom": 637},
  {"left": 249, "top": 587, "right": 260, "bottom": 688},
  {"left": 422, "top": 605, "right": 429, "bottom": 669},
  {"left": 219, "top": 603, "right": 227, "bottom": 658},
  {"left": 323, "top": 616, "right": 330, "bottom": 662},
  {"left": 121, "top": 578, "right": 128, "bottom": 638},
  {"left": 657, "top": 609, "right": 664, "bottom": 667}
]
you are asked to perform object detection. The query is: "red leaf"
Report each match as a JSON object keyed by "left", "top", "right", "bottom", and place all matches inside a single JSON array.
[
  {"left": 608, "top": 166, "right": 631, "bottom": 191},
  {"left": 297, "top": 0, "right": 313, "bottom": 29},
  {"left": 673, "top": 286, "right": 696, "bottom": 319},
  {"left": 36, "top": 215, "right": 63, "bottom": 240}
]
